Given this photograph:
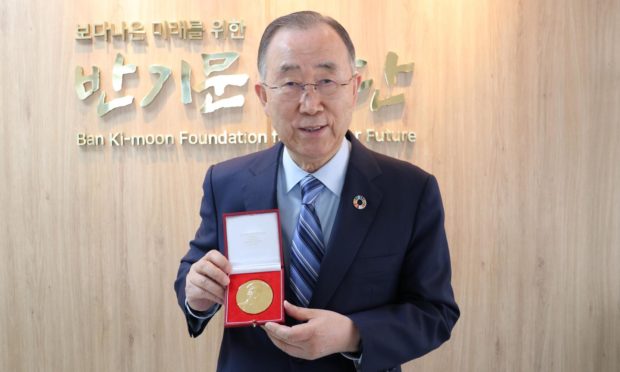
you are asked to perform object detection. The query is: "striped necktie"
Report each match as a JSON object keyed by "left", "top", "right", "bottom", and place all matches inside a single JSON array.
[{"left": 290, "top": 175, "right": 326, "bottom": 307}]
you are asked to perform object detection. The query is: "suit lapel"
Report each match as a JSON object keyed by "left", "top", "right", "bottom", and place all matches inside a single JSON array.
[
  {"left": 310, "top": 134, "right": 383, "bottom": 309},
  {"left": 242, "top": 143, "right": 283, "bottom": 211}
]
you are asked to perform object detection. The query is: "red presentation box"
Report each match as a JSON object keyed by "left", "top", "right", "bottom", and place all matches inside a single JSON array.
[{"left": 223, "top": 210, "right": 284, "bottom": 327}]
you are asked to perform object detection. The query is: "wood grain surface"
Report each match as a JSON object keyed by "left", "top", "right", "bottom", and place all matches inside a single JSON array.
[{"left": 1, "top": 0, "right": 618, "bottom": 371}]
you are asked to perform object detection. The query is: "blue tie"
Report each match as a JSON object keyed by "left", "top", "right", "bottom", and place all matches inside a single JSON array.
[{"left": 290, "top": 175, "right": 326, "bottom": 307}]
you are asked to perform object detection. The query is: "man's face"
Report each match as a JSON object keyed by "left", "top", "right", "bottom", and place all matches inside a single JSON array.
[{"left": 255, "top": 23, "right": 361, "bottom": 172}]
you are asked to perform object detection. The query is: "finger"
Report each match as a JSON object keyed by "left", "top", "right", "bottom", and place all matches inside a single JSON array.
[
  {"left": 186, "top": 286, "right": 223, "bottom": 307},
  {"left": 263, "top": 322, "right": 292, "bottom": 341},
  {"left": 283, "top": 300, "right": 316, "bottom": 322},
  {"left": 187, "top": 275, "right": 226, "bottom": 303},
  {"left": 185, "top": 281, "right": 222, "bottom": 310},
  {"left": 264, "top": 321, "right": 312, "bottom": 344},
  {"left": 188, "top": 269, "right": 226, "bottom": 295},
  {"left": 193, "top": 259, "right": 230, "bottom": 287},
  {"left": 268, "top": 336, "right": 305, "bottom": 358},
  {"left": 263, "top": 326, "right": 307, "bottom": 358},
  {"left": 186, "top": 270, "right": 226, "bottom": 303},
  {"left": 202, "top": 250, "right": 232, "bottom": 274}
]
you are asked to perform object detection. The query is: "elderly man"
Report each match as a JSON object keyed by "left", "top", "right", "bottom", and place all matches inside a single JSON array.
[{"left": 175, "top": 11, "right": 459, "bottom": 372}]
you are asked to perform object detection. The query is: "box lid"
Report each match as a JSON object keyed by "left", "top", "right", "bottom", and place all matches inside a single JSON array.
[{"left": 223, "top": 210, "right": 283, "bottom": 274}]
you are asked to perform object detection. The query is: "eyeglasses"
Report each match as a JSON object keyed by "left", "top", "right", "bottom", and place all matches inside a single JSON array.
[{"left": 262, "top": 74, "right": 357, "bottom": 99}]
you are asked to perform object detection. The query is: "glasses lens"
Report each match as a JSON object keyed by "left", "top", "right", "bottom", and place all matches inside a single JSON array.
[
  {"left": 316, "top": 80, "right": 338, "bottom": 96},
  {"left": 272, "top": 77, "right": 351, "bottom": 99},
  {"left": 280, "top": 82, "right": 301, "bottom": 97}
]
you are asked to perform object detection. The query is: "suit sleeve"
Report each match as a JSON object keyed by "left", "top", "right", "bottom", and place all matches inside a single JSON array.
[
  {"left": 174, "top": 165, "right": 221, "bottom": 337},
  {"left": 348, "top": 175, "right": 460, "bottom": 371}
]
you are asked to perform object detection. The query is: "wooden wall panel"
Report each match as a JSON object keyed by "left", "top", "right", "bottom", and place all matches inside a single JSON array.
[{"left": 1, "top": 0, "right": 618, "bottom": 371}]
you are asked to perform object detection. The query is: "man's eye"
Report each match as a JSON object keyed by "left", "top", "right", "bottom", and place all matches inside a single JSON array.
[
  {"left": 282, "top": 81, "right": 299, "bottom": 88},
  {"left": 318, "top": 79, "right": 335, "bottom": 86}
]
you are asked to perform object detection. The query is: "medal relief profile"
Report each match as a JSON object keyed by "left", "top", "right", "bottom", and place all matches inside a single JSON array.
[{"left": 236, "top": 279, "right": 274, "bottom": 314}]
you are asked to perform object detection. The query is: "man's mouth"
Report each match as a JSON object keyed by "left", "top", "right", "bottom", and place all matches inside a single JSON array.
[{"left": 300, "top": 125, "right": 326, "bottom": 133}]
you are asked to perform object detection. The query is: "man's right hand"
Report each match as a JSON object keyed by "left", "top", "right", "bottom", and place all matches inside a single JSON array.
[{"left": 185, "top": 250, "right": 232, "bottom": 312}]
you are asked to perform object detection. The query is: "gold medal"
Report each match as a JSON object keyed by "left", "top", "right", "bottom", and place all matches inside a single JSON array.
[{"left": 236, "top": 279, "right": 274, "bottom": 314}]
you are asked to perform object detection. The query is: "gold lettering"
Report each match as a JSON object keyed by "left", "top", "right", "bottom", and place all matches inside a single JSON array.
[
  {"left": 370, "top": 90, "right": 405, "bottom": 112},
  {"left": 109, "top": 132, "right": 123, "bottom": 146},
  {"left": 97, "top": 92, "right": 133, "bottom": 117},
  {"left": 140, "top": 65, "right": 172, "bottom": 107},
  {"left": 74, "top": 66, "right": 100, "bottom": 100},
  {"left": 181, "top": 60, "right": 192, "bottom": 104},
  {"left": 112, "top": 53, "right": 137, "bottom": 92}
]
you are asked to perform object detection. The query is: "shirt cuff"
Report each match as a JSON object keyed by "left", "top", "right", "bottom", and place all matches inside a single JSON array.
[{"left": 185, "top": 298, "right": 220, "bottom": 320}]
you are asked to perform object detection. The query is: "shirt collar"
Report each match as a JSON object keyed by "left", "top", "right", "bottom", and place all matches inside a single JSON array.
[{"left": 282, "top": 138, "right": 351, "bottom": 197}]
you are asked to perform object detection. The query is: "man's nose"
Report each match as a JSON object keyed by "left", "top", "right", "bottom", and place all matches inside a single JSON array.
[{"left": 298, "top": 87, "right": 324, "bottom": 115}]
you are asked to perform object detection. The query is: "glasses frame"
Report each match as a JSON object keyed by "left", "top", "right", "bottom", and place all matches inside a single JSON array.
[{"left": 261, "top": 73, "right": 358, "bottom": 98}]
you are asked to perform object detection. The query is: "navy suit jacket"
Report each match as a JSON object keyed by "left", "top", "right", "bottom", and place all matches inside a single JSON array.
[{"left": 175, "top": 132, "right": 459, "bottom": 372}]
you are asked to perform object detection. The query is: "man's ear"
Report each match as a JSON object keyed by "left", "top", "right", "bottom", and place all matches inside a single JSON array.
[
  {"left": 255, "top": 83, "right": 269, "bottom": 112},
  {"left": 351, "top": 72, "right": 363, "bottom": 104}
]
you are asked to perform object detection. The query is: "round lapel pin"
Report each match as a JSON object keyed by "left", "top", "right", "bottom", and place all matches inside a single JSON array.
[{"left": 353, "top": 195, "right": 367, "bottom": 210}]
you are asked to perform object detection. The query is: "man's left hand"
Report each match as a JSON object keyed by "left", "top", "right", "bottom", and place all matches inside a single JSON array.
[{"left": 262, "top": 301, "right": 361, "bottom": 360}]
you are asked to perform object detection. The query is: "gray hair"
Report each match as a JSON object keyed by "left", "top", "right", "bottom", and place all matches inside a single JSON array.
[{"left": 257, "top": 11, "right": 357, "bottom": 80}]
